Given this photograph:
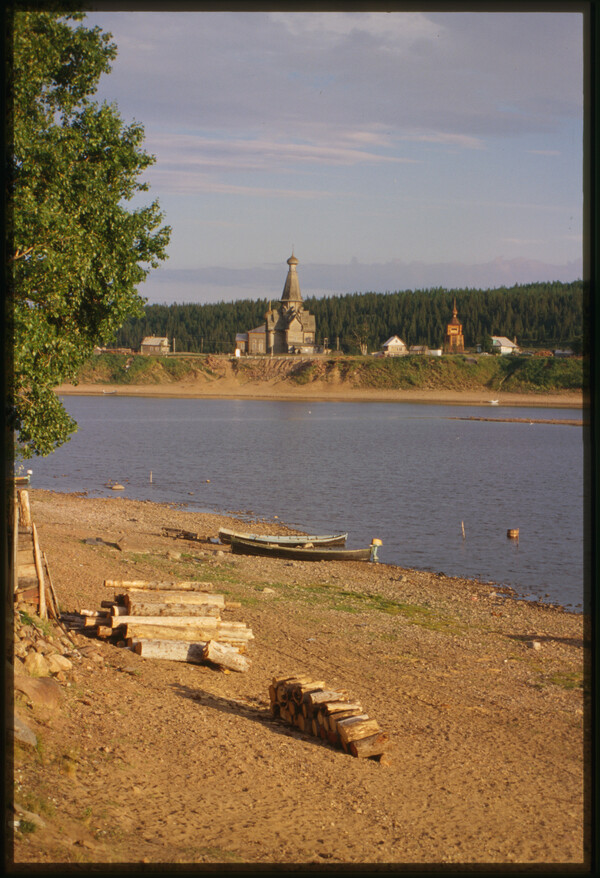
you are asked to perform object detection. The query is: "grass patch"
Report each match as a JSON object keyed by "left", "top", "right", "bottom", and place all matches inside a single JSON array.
[
  {"left": 547, "top": 671, "right": 584, "bottom": 690},
  {"left": 17, "top": 819, "right": 38, "bottom": 835},
  {"left": 18, "top": 610, "right": 51, "bottom": 638},
  {"left": 293, "top": 581, "right": 462, "bottom": 632}
]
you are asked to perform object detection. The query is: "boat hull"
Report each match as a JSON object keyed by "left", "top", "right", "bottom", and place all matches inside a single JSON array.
[
  {"left": 229, "top": 537, "right": 374, "bottom": 562},
  {"left": 218, "top": 528, "right": 347, "bottom": 548}
]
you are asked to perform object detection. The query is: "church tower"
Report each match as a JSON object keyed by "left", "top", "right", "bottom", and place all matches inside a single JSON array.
[
  {"left": 443, "top": 299, "right": 465, "bottom": 353},
  {"left": 280, "top": 253, "right": 302, "bottom": 308},
  {"left": 265, "top": 253, "right": 316, "bottom": 354}
]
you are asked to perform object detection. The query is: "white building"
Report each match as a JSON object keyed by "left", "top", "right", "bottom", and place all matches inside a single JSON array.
[
  {"left": 491, "top": 336, "right": 520, "bottom": 355},
  {"left": 140, "top": 336, "right": 170, "bottom": 356},
  {"left": 382, "top": 336, "right": 407, "bottom": 356}
]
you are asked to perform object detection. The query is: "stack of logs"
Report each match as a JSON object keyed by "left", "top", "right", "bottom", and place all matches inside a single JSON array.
[
  {"left": 269, "top": 675, "right": 390, "bottom": 760},
  {"left": 65, "top": 580, "right": 253, "bottom": 672}
]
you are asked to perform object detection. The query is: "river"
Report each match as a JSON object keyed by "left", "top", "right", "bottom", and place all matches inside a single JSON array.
[{"left": 26, "top": 396, "right": 588, "bottom": 611}]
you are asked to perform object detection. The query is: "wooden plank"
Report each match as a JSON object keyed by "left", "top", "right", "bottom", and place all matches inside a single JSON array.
[
  {"left": 17, "top": 563, "right": 38, "bottom": 579},
  {"left": 124, "top": 623, "right": 252, "bottom": 644},
  {"left": 111, "top": 614, "right": 220, "bottom": 629},
  {"left": 104, "top": 580, "right": 217, "bottom": 591},
  {"left": 126, "top": 589, "right": 226, "bottom": 607},
  {"left": 124, "top": 600, "right": 222, "bottom": 618}
]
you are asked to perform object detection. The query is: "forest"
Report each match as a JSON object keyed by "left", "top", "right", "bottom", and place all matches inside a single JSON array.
[{"left": 114, "top": 280, "right": 585, "bottom": 355}]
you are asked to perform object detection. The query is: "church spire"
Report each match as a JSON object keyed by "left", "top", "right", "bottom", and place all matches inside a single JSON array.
[{"left": 281, "top": 251, "right": 302, "bottom": 305}]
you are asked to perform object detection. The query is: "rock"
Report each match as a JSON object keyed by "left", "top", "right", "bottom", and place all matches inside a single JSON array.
[
  {"left": 166, "top": 551, "right": 181, "bottom": 560},
  {"left": 12, "top": 716, "right": 37, "bottom": 747},
  {"left": 528, "top": 640, "right": 542, "bottom": 650},
  {"left": 14, "top": 805, "right": 47, "bottom": 830},
  {"left": 262, "top": 587, "right": 276, "bottom": 594},
  {"left": 46, "top": 654, "right": 73, "bottom": 674},
  {"left": 14, "top": 676, "right": 63, "bottom": 710},
  {"left": 24, "top": 652, "right": 51, "bottom": 677},
  {"left": 111, "top": 484, "right": 125, "bottom": 490}
]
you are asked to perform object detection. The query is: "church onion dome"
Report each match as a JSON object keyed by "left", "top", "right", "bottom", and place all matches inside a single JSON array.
[{"left": 287, "top": 253, "right": 299, "bottom": 266}]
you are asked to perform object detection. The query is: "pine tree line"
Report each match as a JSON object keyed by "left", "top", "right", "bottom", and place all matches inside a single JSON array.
[{"left": 114, "top": 280, "right": 585, "bottom": 355}]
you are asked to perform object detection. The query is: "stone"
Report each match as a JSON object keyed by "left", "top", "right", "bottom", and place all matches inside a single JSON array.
[
  {"left": 14, "top": 805, "right": 47, "bottom": 830},
  {"left": 12, "top": 716, "right": 37, "bottom": 747},
  {"left": 166, "top": 551, "right": 181, "bottom": 560},
  {"left": 46, "top": 654, "right": 73, "bottom": 674},
  {"left": 528, "top": 640, "right": 542, "bottom": 650},
  {"left": 24, "top": 652, "right": 51, "bottom": 677},
  {"left": 14, "top": 676, "right": 63, "bottom": 710}
]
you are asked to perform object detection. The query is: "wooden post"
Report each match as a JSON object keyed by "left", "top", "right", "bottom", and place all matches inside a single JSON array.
[
  {"left": 18, "top": 490, "right": 32, "bottom": 528},
  {"left": 31, "top": 523, "right": 46, "bottom": 619}
]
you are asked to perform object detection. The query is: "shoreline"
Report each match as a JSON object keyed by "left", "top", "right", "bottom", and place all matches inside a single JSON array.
[
  {"left": 54, "top": 382, "right": 586, "bottom": 409},
  {"left": 13, "top": 488, "right": 587, "bottom": 865}
]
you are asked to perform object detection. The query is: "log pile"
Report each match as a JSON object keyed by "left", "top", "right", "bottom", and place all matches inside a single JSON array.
[
  {"left": 63, "top": 580, "right": 253, "bottom": 672},
  {"left": 269, "top": 675, "right": 390, "bottom": 760}
]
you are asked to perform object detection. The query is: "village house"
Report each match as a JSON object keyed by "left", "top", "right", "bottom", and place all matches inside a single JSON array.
[
  {"left": 492, "top": 336, "right": 520, "bottom": 355},
  {"left": 236, "top": 253, "right": 317, "bottom": 355},
  {"left": 140, "top": 336, "right": 170, "bottom": 356},
  {"left": 381, "top": 336, "right": 407, "bottom": 356}
]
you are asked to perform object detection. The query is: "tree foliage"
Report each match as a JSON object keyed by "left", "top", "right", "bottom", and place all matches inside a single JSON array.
[
  {"left": 6, "top": 7, "right": 171, "bottom": 457},
  {"left": 115, "top": 280, "right": 585, "bottom": 356}
]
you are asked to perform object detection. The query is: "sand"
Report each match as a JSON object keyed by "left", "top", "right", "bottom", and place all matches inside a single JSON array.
[
  {"left": 10, "top": 489, "right": 589, "bottom": 867},
  {"left": 55, "top": 380, "right": 586, "bottom": 409}
]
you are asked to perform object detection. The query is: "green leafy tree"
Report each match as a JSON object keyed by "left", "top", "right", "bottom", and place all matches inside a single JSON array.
[{"left": 6, "top": 7, "right": 171, "bottom": 457}]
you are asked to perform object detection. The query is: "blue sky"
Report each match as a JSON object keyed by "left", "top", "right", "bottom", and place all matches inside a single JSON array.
[{"left": 83, "top": 6, "right": 584, "bottom": 305}]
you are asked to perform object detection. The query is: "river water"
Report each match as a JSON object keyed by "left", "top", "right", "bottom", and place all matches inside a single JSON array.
[{"left": 27, "top": 396, "right": 588, "bottom": 611}]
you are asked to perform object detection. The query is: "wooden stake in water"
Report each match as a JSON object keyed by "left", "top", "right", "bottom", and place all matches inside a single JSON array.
[
  {"left": 461, "top": 521, "right": 466, "bottom": 540},
  {"left": 150, "top": 471, "right": 153, "bottom": 484}
]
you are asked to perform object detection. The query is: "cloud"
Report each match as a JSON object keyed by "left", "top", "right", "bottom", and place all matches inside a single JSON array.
[{"left": 89, "top": 10, "right": 582, "bottom": 145}]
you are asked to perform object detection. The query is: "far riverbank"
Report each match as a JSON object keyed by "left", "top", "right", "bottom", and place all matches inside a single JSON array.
[{"left": 54, "top": 381, "right": 586, "bottom": 409}]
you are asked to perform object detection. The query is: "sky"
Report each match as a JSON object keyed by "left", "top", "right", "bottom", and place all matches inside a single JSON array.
[{"left": 82, "top": 4, "right": 585, "bottom": 306}]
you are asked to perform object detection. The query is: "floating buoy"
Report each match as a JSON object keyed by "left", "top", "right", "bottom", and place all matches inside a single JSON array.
[
  {"left": 112, "top": 484, "right": 125, "bottom": 491},
  {"left": 507, "top": 528, "right": 519, "bottom": 539}
]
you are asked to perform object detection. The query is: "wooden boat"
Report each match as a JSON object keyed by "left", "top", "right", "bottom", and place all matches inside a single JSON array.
[
  {"left": 218, "top": 527, "right": 347, "bottom": 547},
  {"left": 229, "top": 536, "right": 381, "bottom": 562}
]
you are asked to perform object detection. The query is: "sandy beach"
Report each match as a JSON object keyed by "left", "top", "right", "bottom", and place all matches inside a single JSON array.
[
  {"left": 10, "top": 489, "right": 589, "bottom": 866},
  {"left": 55, "top": 380, "right": 586, "bottom": 409}
]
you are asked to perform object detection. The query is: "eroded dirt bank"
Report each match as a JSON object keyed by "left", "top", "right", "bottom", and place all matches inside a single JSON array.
[{"left": 10, "top": 490, "right": 589, "bottom": 867}]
